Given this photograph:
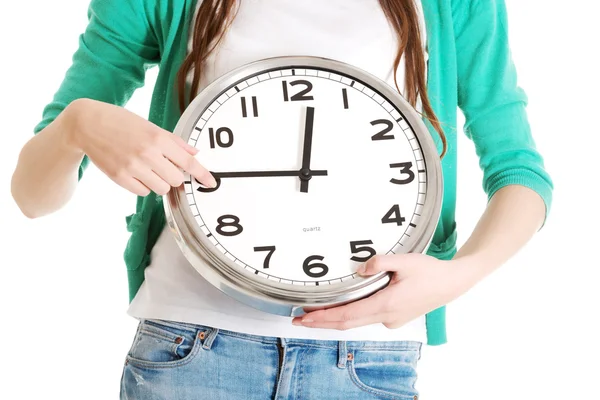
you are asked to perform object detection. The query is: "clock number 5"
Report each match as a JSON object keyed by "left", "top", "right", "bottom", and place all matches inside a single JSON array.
[
  {"left": 254, "top": 246, "right": 276, "bottom": 269},
  {"left": 349, "top": 240, "right": 376, "bottom": 262},
  {"left": 282, "top": 80, "right": 314, "bottom": 102},
  {"left": 389, "top": 162, "right": 415, "bottom": 185},
  {"left": 303, "top": 255, "right": 328, "bottom": 278}
]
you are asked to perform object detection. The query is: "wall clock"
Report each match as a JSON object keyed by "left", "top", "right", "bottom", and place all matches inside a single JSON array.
[{"left": 164, "top": 56, "right": 442, "bottom": 317}]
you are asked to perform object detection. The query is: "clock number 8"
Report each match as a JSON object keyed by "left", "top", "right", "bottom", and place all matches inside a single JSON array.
[
  {"left": 216, "top": 214, "right": 243, "bottom": 237},
  {"left": 303, "top": 255, "right": 328, "bottom": 278}
]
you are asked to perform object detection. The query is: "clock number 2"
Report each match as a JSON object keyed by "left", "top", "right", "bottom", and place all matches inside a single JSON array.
[
  {"left": 303, "top": 255, "right": 328, "bottom": 278},
  {"left": 282, "top": 80, "right": 314, "bottom": 102},
  {"left": 349, "top": 240, "right": 376, "bottom": 262},
  {"left": 389, "top": 162, "right": 415, "bottom": 185},
  {"left": 216, "top": 214, "right": 243, "bottom": 236},
  {"left": 370, "top": 119, "right": 395, "bottom": 141},
  {"left": 254, "top": 246, "right": 276, "bottom": 269}
]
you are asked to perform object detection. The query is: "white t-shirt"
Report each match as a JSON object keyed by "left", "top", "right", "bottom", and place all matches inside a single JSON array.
[{"left": 128, "top": 0, "right": 428, "bottom": 342}]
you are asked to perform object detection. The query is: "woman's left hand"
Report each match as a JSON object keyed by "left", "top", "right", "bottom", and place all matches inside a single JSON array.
[{"left": 292, "top": 253, "right": 478, "bottom": 330}]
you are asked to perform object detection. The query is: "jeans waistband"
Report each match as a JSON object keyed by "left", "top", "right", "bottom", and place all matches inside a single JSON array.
[{"left": 143, "top": 318, "right": 422, "bottom": 351}]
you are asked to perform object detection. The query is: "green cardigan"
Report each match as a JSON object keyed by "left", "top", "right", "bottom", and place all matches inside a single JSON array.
[{"left": 33, "top": 0, "right": 554, "bottom": 346}]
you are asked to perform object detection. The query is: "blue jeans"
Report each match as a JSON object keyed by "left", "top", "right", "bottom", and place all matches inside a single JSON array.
[{"left": 120, "top": 319, "right": 422, "bottom": 400}]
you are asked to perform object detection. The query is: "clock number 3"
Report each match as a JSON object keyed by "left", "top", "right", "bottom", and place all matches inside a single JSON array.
[
  {"left": 389, "top": 162, "right": 415, "bottom": 185},
  {"left": 282, "top": 80, "right": 314, "bottom": 102},
  {"left": 216, "top": 214, "right": 243, "bottom": 236}
]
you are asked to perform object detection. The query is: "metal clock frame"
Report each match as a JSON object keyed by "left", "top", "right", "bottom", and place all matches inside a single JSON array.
[{"left": 164, "top": 56, "right": 443, "bottom": 317}]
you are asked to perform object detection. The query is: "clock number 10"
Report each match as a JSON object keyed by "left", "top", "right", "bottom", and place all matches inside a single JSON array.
[{"left": 209, "top": 127, "right": 234, "bottom": 149}]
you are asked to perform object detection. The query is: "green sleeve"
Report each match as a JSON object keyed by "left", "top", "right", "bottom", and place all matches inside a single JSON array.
[
  {"left": 452, "top": 0, "right": 554, "bottom": 226},
  {"left": 33, "top": 0, "right": 160, "bottom": 180}
]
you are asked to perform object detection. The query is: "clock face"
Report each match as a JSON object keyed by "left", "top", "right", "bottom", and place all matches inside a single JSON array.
[{"left": 182, "top": 66, "right": 429, "bottom": 287}]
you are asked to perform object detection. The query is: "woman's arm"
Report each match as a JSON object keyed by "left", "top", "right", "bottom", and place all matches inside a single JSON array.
[
  {"left": 11, "top": 102, "right": 83, "bottom": 218},
  {"left": 293, "top": 0, "right": 554, "bottom": 330},
  {"left": 10, "top": 0, "right": 214, "bottom": 219},
  {"left": 453, "top": 184, "right": 545, "bottom": 285}
]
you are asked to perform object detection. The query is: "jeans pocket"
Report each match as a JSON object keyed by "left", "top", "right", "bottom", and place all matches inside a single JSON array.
[
  {"left": 125, "top": 320, "right": 205, "bottom": 369},
  {"left": 347, "top": 346, "right": 420, "bottom": 400}
]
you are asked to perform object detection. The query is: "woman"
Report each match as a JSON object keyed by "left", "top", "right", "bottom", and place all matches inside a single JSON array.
[{"left": 11, "top": 0, "right": 553, "bottom": 398}]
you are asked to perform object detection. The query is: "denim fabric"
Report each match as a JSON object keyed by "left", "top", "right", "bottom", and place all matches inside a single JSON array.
[{"left": 120, "top": 319, "right": 422, "bottom": 400}]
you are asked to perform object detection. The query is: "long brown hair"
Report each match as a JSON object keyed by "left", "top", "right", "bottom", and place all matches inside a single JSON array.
[{"left": 177, "top": 0, "right": 447, "bottom": 158}]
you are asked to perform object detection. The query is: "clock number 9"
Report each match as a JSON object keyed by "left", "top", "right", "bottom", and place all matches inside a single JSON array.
[
  {"left": 303, "top": 255, "right": 328, "bottom": 278},
  {"left": 389, "top": 162, "right": 415, "bottom": 185},
  {"left": 349, "top": 240, "right": 376, "bottom": 262},
  {"left": 209, "top": 127, "right": 234, "bottom": 149}
]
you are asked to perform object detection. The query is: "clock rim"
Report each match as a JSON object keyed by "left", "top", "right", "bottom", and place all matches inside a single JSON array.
[{"left": 164, "top": 56, "right": 443, "bottom": 316}]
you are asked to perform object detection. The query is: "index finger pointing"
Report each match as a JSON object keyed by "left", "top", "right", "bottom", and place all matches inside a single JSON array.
[{"left": 163, "top": 142, "right": 217, "bottom": 188}]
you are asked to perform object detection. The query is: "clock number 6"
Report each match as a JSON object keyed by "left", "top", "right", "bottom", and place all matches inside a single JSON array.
[
  {"left": 303, "top": 255, "right": 328, "bottom": 278},
  {"left": 216, "top": 214, "right": 243, "bottom": 237},
  {"left": 254, "top": 246, "right": 276, "bottom": 269},
  {"left": 389, "top": 162, "right": 415, "bottom": 185},
  {"left": 349, "top": 240, "right": 376, "bottom": 262}
]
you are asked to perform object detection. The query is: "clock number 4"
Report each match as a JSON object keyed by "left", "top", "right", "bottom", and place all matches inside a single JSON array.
[
  {"left": 209, "top": 127, "right": 234, "bottom": 149},
  {"left": 282, "top": 80, "right": 314, "bottom": 102},
  {"left": 254, "top": 246, "right": 276, "bottom": 269},
  {"left": 382, "top": 204, "right": 405, "bottom": 226},
  {"left": 349, "top": 240, "right": 376, "bottom": 262},
  {"left": 389, "top": 162, "right": 415, "bottom": 185},
  {"left": 303, "top": 255, "right": 328, "bottom": 278}
]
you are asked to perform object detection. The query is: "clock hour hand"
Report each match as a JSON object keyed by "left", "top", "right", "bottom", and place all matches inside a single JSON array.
[
  {"left": 212, "top": 170, "right": 328, "bottom": 179},
  {"left": 299, "top": 106, "right": 315, "bottom": 193}
]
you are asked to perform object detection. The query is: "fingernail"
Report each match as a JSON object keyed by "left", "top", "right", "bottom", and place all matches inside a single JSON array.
[
  {"left": 208, "top": 176, "right": 217, "bottom": 188},
  {"left": 357, "top": 264, "right": 367, "bottom": 275},
  {"left": 302, "top": 318, "right": 313, "bottom": 323},
  {"left": 292, "top": 319, "right": 302, "bottom": 326}
]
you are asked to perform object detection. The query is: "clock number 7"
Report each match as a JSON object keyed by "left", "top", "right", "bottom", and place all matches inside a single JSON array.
[{"left": 254, "top": 246, "right": 276, "bottom": 269}]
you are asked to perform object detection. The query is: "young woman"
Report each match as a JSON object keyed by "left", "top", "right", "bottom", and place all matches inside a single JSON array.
[{"left": 11, "top": 0, "right": 553, "bottom": 398}]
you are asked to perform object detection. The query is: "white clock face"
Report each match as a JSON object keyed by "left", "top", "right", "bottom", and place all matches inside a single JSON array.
[{"left": 183, "top": 66, "right": 428, "bottom": 287}]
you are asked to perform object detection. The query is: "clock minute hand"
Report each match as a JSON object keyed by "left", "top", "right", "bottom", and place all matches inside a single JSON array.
[
  {"left": 299, "top": 106, "right": 315, "bottom": 193},
  {"left": 213, "top": 170, "right": 328, "bottom": 179}
]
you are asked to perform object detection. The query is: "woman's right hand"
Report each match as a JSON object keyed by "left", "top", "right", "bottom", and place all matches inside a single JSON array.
[{"left": 66, "top": 98, "right": 216, "bottom": 196}]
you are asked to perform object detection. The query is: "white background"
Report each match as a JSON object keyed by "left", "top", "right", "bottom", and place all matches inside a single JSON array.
[{"left": 1, "top": 1, "right": 598, "bottom": 399}]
